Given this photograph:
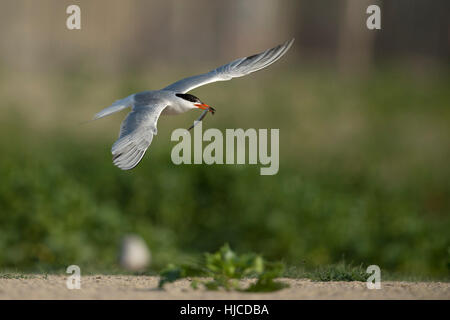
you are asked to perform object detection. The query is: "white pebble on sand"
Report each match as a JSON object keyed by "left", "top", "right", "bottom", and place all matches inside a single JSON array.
[{"left": 119, "top": 235, "right": 151, "bottom": 271}]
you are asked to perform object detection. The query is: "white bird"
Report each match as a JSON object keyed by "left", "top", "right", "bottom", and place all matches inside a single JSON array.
[{"left": 93, "top": 38, "right": 294, "bottom": 170}]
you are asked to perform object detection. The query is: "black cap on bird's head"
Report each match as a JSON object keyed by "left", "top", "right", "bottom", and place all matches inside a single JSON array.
[
  {"left": 175, "top": 93, "right": 200, "bottom": 103},
  {"left": 176, "top": 93, "right": 215, "bottom": 114}
]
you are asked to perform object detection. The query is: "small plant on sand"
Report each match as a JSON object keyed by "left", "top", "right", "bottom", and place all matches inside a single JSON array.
[{"left": 158, "top": 244, "right": 288, "bottom": 292}]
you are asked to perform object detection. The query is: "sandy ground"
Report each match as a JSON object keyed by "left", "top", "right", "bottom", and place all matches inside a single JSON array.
[{"left": 0, "top": 275, "right": 448, "bottom": 300}]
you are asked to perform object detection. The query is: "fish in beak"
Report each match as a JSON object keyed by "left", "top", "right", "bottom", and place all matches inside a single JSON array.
[{"left": 189, "top": 105, "right": 216, "bottom": 131}]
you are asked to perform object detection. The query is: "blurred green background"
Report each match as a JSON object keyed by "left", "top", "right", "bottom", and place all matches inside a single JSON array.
[{"left": 0, "top": 0, "right": 449, "bottom": 278}]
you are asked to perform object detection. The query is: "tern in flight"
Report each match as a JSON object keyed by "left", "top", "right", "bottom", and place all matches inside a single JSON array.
[{"left": 93, "top": 38, "right": 294, "bottom": 170}]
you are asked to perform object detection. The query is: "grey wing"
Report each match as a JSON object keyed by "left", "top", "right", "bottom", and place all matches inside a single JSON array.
[
  {"left": 112, "top": 101, "right": 167, "bottom": 170},
  {"left": 163, "top": 38, "right": 294, "bottom": 93}
]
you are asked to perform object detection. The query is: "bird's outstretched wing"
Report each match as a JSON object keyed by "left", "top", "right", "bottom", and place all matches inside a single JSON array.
[
  {"left": 163, "top": 38, "right": 294, "bottom": 94},
  {"left": 111, "top": 101, "right": 167, "bottom": 170}
]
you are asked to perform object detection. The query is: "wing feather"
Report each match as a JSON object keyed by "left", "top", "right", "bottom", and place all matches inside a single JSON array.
[
  {"left": 163, "top": 38, "right": 294, "bottom": 93},
  {"left": 111, "top": 102, "right": 167, "bottom": 170}
]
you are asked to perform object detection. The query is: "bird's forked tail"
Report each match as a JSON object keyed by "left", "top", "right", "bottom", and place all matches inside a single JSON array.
[{"left": 93, "top": 94, "right": 134, "bottom": 120}]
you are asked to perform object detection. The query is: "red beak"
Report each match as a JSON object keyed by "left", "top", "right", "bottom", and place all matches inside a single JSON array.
[
  {"left": 194, "top": 103, "right": 215, "bottom": 114},
  {"left": 194, "top": 103, "right": 210, "bottom": 109}
]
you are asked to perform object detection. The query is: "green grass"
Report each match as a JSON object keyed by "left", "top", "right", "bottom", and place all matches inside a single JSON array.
[
  {"left": 308, "top": 262, "right": 369, "bottom": 282},
  {"left": 284, "top": 262, "right": 370, "bottom": 282},
  {"left": 0, "top": 273, "right": 35, "bottom": 279},
  {"left": 0, "top": 66, "right": 449, "bottom": 280}
]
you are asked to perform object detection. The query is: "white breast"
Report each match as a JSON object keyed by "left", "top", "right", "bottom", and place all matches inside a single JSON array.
[{"left": 162, "top": 104, "right": 190, "bottom": 115}]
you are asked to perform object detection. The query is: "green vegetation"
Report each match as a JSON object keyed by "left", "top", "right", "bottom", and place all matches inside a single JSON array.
[
  {"left": 308, "top": 262, "right": 369, "bottom": 282},
  {"left": 0, "top": 273, "right": 34, "bottom": 279},
  {"left": 284, "top": 261, "right": 370, "bottom": 282},
  {"left": 0, "top": 66, "right": 449, "bottom": 280},
  {"left": 159, "top": 244, "right": 287, "bottom": 291}
]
